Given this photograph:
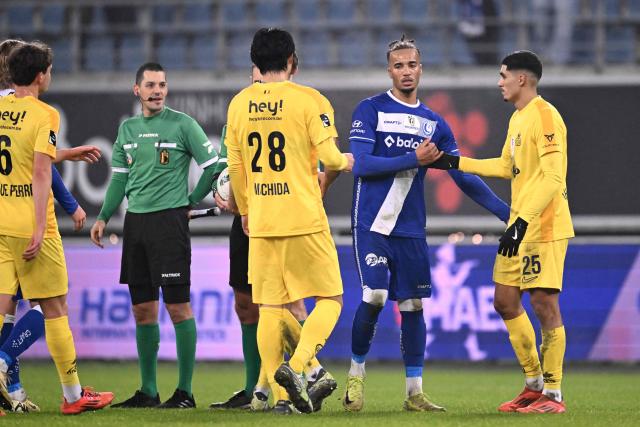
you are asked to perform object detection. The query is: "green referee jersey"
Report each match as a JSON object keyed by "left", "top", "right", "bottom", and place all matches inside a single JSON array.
[{"left": 111, "top": 107, "right": 218, "bottom": 213}]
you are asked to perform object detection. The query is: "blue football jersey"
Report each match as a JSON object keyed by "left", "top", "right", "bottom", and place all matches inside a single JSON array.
[{"left": 349, "top": 90, "right": 459, "bottom": 238}]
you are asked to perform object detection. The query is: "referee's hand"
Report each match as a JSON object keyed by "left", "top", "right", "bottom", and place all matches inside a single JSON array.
[{"left": 90, "top": 220, "right": 106, "bottom": 248}]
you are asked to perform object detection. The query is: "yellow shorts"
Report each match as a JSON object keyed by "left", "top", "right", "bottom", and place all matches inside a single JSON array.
[
  {"left": 493, "top": 239, "right": 568, "bottom": 291},
  {"left": 0, "top": 235, "right": 68, "bottom": 300},
  {"left": 249, "top": 230, "right": 343, "bottom": 305}
]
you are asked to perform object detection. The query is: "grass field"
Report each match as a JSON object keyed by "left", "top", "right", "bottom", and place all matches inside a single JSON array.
[{"left": 5, "top": 361, "right": 639, "bottom": 426}]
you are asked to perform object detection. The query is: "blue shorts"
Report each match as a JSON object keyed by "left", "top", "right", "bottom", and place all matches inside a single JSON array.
[{"left": 353, "top": 228, "right": 432, "bottom": 301}]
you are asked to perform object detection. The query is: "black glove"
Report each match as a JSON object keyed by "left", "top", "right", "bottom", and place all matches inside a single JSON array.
[
  {"left": 428, "top": 153, "right": 460, "bottom": 170},
  {"left": 498, "top": 217, "right": 528, "bottom": 258}
]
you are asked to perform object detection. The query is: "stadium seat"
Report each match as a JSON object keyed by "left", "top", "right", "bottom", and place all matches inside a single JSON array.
[
  {"left": 451, "top": 32, "right": 475, "bottom": 65},
  {"left": 119, "top": 34, "right": 145, "bottom": 71},
  {"left": 373, "top": 30, "right": 398, "bottom": 66},
  {"left": 294, "top": 0, "right": 321, "bottom": 24},
  {"left": 629, "top": 0, "right": 640, "bottom": 17},
  {"left": 157, "top": 35, "right": 188, "bottom": 70},
  {"left": 605, "top": 26, "right": 635, "bottom": 63},
  {"left": 327, "top": 0, "right": 357, "bottom": 25},
  {"left": 337, "top": 31, "right": 370, "bottom": 67},
  {"left": 191, "top": 34, "right": 218, "bottom": 70},
  {"left": 255, "top": 0, "right": 286, "bottom": 25},
  {"left": 183, "top": 3, "right": 213, "bottom": 30},
  {"left": 298, "top": 31, "right": 330, "bottom": 68},
  {"left": 7, "top": 5, "right": 35, "bottom": 36},
  {"left": 570, "top": 24, "right": 595, "bottom": 64},
  {"left": 51, "top": 38, "right": 72, "bottom": 73},
  {"left": 84, "top": 35, "right": 115, "bottom": 71},
  {"left": 42, "top": 4, "right": 66, "bottom": 35},
  {"left": 414, "top": 30, "right": 445, "bottom": 66},
  {"left": 221, "top": 0, "right": 247, "bottom": 25},
  {"left": 152, "top": 4, "right": 177, "bottom": 26},
  {"left": 400, "top": 0, "right": 428, "bottom": 25},
  {"left": 227, "top": 32, "right": 252, "bottom": 69},
  {"left": 364, "top": 0, "right": 394, "bottom": 23}
]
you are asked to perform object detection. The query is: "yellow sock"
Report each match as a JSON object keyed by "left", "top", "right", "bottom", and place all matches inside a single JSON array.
[
  {"left": 257, "top": 307, "right": 287, "bottom": 402},
  {"left": 45, "top": 316, "right": 81, "bottom": 394},
  {"left": 540, "top": 325, "right": 565, "bottom": 394},
  {"left": 280, "top": 309, "right": 322, "bottom": 375},
  {"left": 256, "top": 365, "right": 269, "bottom": 390},
  {"left": 289, "top": 299, "right": 341, "bottom": 374},
  {"left": 504, "top": 312, "right": 542, "bottom": 379}
]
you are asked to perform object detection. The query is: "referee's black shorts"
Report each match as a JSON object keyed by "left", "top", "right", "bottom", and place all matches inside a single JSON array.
[
  {"left": 120, "top": 207, "right": 191, "bottom": 305},
  {"left": 229, "top": 215, "right": 251, "bottom": 295}
]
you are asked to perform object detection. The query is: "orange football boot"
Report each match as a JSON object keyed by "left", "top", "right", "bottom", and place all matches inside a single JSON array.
[
  {"left": 61, "top": 387, "right": 114, "bottom": 415},
  {"left": 516, "top": 394, "right": 565, "bottom": 413},
  {"left": 497, "top": 387, "right": 542, "bottom": 412}
]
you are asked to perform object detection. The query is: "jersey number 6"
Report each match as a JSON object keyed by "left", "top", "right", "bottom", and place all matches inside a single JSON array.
[
  {"left": 248, "top": 131, "right": 286, "bottom": 173},
  {"left": 0, "top": 135, "right": 12, "bottom": 176}
]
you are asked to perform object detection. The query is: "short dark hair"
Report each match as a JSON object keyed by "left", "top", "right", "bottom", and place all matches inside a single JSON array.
[
  {"left": 8, "top": 42, "right": 52, "bottom": 87},
  {"left": 387, "top": 34, "right": 421, "bottom": 62},
  {"left": 0, "top": 39, "right": 25, "bottom": 89},
  {"left": 135, "top": 62, "right": 164, "bottom": 85},
  {"left": 502, "top": 50, "right": 542, "bottom": 81},
  {"left": 250, "top": 28, "right": 295, "bottom": 74}
]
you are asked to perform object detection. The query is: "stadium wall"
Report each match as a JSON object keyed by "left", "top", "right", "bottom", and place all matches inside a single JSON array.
[
  {"left": 45, "top": 84, "right": 640, "bottom": 234},
  {"left": 19, "top": 242, "right": 640, "bottom": 362}
]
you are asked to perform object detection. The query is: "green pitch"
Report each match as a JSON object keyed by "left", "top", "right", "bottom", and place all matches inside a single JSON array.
[{"left": 7, "top": 361, "right": 639, "bottom": 426}]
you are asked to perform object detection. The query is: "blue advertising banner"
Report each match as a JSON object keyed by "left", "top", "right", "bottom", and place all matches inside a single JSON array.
[{"left": 19, "top": 243, "right": 640, "bottom": 362}]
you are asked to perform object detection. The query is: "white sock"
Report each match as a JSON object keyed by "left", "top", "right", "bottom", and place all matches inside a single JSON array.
[
  {"left": 9, "top": 388, "right": 26, "bottom": 402},
  {"left": 349, "top": 359, "right": 365, "bottom": 377},
  {"left": 307, "top": 366, "right": 323, "bottom": 381},
  {"left": 3, "top": 314, "right": 15, "bottom": 324},
  {"left": 406, "top": 377, "right": 423, "bottom": 397},
  {"left": 0, "top": 358, "right": 8, "bottom": 374},
  {"left": 525, "top": 375, "right": 543, "bottom": 391},
  {"left": 62, "top": 384, "right": 82, "bottom": 403},
  {"left": 543, "top": 388, "right": 562, "bottom": 402}
]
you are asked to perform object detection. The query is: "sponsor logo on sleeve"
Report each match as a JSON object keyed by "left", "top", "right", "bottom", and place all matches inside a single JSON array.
[
  {"left": 48, "top": 130, "right": 57, "bottom": 146},
  {"left": 320, "top": 113, "right": 331, "bottom": 127}
]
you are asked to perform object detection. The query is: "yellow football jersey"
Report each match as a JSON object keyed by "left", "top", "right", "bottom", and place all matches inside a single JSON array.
[
  {"left": 0, "top": 94, "right": 59, "bottom": 239},
  {"left": 502, "top": 96, "right": 573, "bottom": 242},
  {"left": 226, "top": 80, "right": 337, "bottom": 237}
]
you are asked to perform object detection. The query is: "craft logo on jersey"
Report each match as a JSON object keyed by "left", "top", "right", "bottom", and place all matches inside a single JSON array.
[
  {"left": 365, "top": 253, "right": 388, "bottom": 267},
  {"left": 320, "top": 113, "right": 331, "bottom": 127},
  {"left": 248, "top": 99, "right": 283, "bottom": 116},
  {"left": 48, "top": 130, "right": 56, "bottom": 146},
  {"left": 159, "top": 148, "right": 170, "bottom": 165}
]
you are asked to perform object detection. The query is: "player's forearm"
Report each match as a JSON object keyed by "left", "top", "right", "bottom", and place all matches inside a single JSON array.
[
  {"left": 317, "top": 138, "right": 348, "bottom": 171},
  {"left": 97, "top": 173, "right": 127, "bottom": 223},
  {"left": 459, "top": 157, "right": 511, "bottom": 179},
  {"left": 518, "top": 152, "right": 564, "bottom": 222},
  {"left": 227, "top": 147, "right": 248, "bottom": 215},
  {"left": 449, "top": 170, "right": 510, "bottom": 222},
  {"left": 51, "top": 165, "right": 79, "bottom": 215},
  {"left": 189, "top": 164, "right": 217, "bottom": 206},
  {"left": 32, "top": 154, "right": 52, "bottom": 235}
]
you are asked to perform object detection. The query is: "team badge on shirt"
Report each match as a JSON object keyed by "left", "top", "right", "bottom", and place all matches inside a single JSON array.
[
  {"left": 48, "top": 130, "right": 56, "bottom": 146},
  {"left": 159, "top": 148, "right": 170, "bottom": 165}
]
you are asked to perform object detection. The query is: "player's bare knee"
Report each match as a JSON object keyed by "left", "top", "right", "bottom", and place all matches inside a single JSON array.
[
  {"left": 287, "top": 299, "right": 308, "bottom": 321},
  {"left": 166, "top": 302, "right": 193, "bottom": 323},
  {"left": 132, "top": 301, "right": 158, "bottom": 324},
  {"left": 362, "top": 288, "right": 387, "bottom": 307},
  {"left": 398, "top": 298, "right": 423, "bottom": 312},
  {"left": 37, "top": 295, "right": 68, "bottom": 319}
]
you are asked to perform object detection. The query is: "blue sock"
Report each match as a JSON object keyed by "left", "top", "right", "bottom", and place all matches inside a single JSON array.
[
  {"left": 351, "top": 301, "right": 383, "bottom": 359},
  {"left": 0, "top": 307, "right": 45, "bottom": 364},
  {"left": 400, "top": 310, "right": 426, "bottom": 377},
  {"left": 7, "top": 359, "right": 21, "bottom": 393},
  {"left": 0, "top": 316, "right": 14, "bottom": 346}
]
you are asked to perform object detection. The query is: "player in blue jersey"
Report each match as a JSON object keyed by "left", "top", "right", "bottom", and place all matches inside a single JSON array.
[{"left": 342, "top": 35, "right": 510, "bottom": 412}]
